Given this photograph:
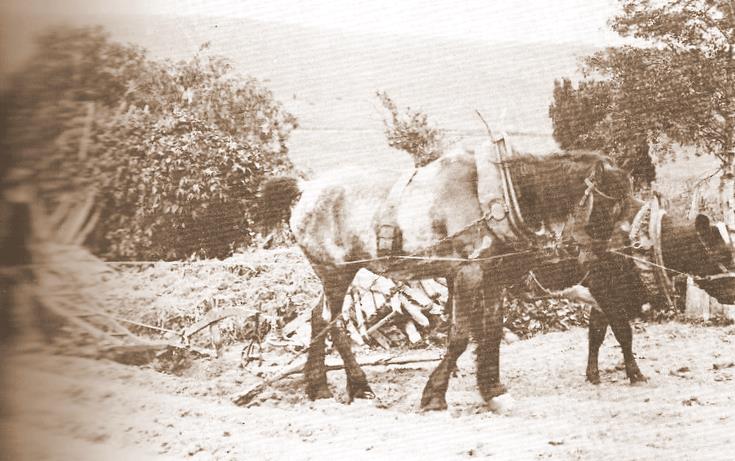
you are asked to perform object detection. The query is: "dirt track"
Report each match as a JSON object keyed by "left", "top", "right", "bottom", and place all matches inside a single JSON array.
[{"left": 3, "top": 322, "right": 735, "bottom": 461}]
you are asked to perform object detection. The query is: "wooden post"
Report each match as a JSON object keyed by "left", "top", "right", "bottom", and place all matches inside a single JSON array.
[{"left": 686, "top": 277, "right": 712, "bottom": 320}]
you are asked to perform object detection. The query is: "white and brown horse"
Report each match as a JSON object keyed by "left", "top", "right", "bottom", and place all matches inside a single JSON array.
[{"left": 261, "top": 149, "right": 633, "bottom": 410}]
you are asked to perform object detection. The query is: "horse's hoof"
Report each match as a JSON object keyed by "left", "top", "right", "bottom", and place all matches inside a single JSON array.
[
  {"left": 421, "top": 396, "right": 448, "bottom": 412},
  {"left": 487, "top": 393, "right": 515, "bottom": 413},
  {"left": 480, "top": 383, "right": 507, "bottom": 402},
  {"left": 351, "top": 388, "right": 376, "bottom": 400},
  {"left": 307, "top": 383, "right": 333, "bottom": 401},
  {"left": 348, "top": 381, "right": 376, "bottom": 401},
  {"left": 586, "top": 373, "right": 601, "bottom": 385},
  {"left": 629, "top": 373, "right": 648, "bottom": 385}
]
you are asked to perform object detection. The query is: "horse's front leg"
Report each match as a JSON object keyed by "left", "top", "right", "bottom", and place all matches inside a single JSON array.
[
  {"left": 420, "top": 266, "right": 479, "bottom": 411},
  {"left": 304, "top": 293, "right": 333, "bottom": 400},
  {"left": 473, "top": 280, "right": 507, "bottom": 402},
  {"left": 324, "top": 270, "right": 375, "bottom": 401}
]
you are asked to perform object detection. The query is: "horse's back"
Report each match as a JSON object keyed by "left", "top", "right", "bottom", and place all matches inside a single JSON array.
[
  {"left": 396, "top": 152, "right": 482, "bottom": 253},
  {"left": 290, "top": 167, "right": 405, "bottom": 265}
]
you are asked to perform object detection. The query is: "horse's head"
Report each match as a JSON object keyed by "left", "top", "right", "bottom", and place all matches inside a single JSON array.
[
  {"left": 569, "top": 158, "right": 634, "bottom": 253},
  {"left": 686, "top": 214, "right": 735, "bottom": 304}
]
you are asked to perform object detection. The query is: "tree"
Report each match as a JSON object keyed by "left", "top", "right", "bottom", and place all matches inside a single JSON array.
[
  {"left": 549, "top": 78, "right": 610, "bottom": 151},
  {"left": 1, "top": 26, "right": 297, "bottom": 259},
  {"left": 586, "top": 0, "right": 735, "bottom": 220},
  {"left": 376, "top": 91, "right": 444, "bottom": 168},
  {"left": 548, "top": 78, "right": 656, "bottom": 187}
]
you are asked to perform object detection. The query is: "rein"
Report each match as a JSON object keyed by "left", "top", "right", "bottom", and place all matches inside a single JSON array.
[
  {"left": 607, "top": 248, "right": 734, "bottom": 283},
  {"left": 579, "top": 176, "right": 618, "bottom": 206}
]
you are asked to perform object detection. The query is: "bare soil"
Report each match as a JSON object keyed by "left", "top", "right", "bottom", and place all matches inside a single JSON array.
[{"left": 3, "top": 322, "right": 735, "bottom": 461}]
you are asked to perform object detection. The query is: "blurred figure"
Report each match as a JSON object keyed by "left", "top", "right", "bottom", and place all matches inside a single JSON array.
[
  {"left": 0, "top": 167, "right": 35, "bottom": 346},
  {"left": 0, "top": 167, "right": 35, "bottom": 460}
]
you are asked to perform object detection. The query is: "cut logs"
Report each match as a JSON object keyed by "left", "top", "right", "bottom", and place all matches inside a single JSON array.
[{"left": 280, "top": 269, "right": 447, "bottom": 349}]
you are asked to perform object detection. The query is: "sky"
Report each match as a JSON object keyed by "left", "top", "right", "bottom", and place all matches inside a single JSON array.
[{"left": 2, "top": 0, "right": 625, "bottom": 46}]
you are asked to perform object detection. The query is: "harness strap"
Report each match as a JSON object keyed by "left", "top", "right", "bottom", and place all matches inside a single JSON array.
[
  {"left": 583, "top": 177, "right": 618, "bottom": 202},
  {"left": 493, "top": 135, "right": 536, "bottom": 242},
  {"left": 376, "top": 170, "right": 418, "bottom": 255}
]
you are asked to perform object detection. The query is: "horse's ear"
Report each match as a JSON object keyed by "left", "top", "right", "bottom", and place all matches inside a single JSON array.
[
  {"left": 695, "top": 213, "right": 712, "bottom": 238},
  {"left": 593, "top": 159, "right": 605, "bottom": 179}
]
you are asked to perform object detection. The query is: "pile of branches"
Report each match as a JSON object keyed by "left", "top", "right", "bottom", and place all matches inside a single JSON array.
[
  {"left": 281, "top": 270, "right": 450, "bottom": 350},
  {"left": 504, "top": 295, "right": 590, "bottom": 339}
]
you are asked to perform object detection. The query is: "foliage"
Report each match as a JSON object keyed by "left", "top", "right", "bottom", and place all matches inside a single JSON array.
[
  {"left": 549, "top": 77, "right": 656, "bottom": 187},
  {"left": 504, "top": 296, "right": 590, "bottom": 339},
  {"left": 1, "top": 26, "right": 297, "bottom": 259},
  {"left": 549, "top": 78, "right": 611, "bottom": 152},
  {"left": 376, "top": 91, "right": 445, "bottom": 167},
  {"left": 551, "top": 0, "right": 735, "bottom": 190},
  {"left": 608, "top": 2, "right": 733, "bottom": 163}
]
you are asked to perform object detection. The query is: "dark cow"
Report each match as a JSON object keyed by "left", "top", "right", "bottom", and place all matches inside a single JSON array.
[{"left": 525, "top": 210, "right": 735, "bottom": 385}]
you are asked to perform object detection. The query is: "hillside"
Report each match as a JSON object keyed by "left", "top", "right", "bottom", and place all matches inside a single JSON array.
[
  {"left": 2, "top": 13, "right": 594, "bottom": 132},
  {"left": 1, "top": 13, "right": 596, "bottom": 173}
]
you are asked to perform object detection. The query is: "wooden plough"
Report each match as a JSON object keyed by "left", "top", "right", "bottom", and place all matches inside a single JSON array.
[{"left": 32, "top": 241, "right": 264, "bottom": 364}]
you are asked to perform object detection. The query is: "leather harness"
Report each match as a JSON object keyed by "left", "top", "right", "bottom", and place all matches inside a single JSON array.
[
  {"left": 377, "top": 132, "right": 617, "bottom": 261},
  {"left": 628, "top": 197, "right": 677, "bottom": 309}
]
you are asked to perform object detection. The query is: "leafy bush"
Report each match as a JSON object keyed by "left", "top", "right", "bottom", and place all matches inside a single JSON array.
[
  {"left": 376, "top": 91, "right": 444, "bottom": 167},
  {"left": 1, "top": 27, "right": 297, "bottom": 259},
  {"left": 92, "top": 110, "right": 272, "bottom": 259}
]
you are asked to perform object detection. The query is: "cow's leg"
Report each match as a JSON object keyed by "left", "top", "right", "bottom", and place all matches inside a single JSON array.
[
  {"left": 420, "top": 265, "right": 480, "bottom": 411},
  {"left": 586, "top": 307, "right": 608, "bottom": 384},
  {"left": 587, "top": 265, "right": 647, "bottom": 385},
  {"left": 473, "top": 281, "right": 507, "bottom": 402},
  {"left": 608, "top": 314, "right": 647, "bottom": 384}
]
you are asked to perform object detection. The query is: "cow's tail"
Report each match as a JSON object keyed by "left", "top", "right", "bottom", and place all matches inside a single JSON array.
[{"left": 259, "top": 176, "right": 303, "bottom": 230}]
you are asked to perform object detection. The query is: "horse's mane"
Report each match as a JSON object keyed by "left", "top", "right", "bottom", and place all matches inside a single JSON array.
[{"left": 502, "top": 151, "right": 627, "bottom": 229}]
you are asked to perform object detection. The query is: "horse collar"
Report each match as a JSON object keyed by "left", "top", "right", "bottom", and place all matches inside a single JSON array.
[{"left": 696, "top": 233, "right": 730, "bottom": 275}]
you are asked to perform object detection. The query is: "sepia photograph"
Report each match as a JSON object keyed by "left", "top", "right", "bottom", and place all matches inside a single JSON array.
[{"left": 1, "top": 1, "right": 735, "bottom": 459}]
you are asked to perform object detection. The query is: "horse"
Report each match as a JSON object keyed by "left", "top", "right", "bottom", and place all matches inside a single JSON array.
[
  {"left": 260, "top": 148, "right": 633, "bottom": 410},
  {"left": 519, "top": 205, "right": 735, "bottom": 385}
]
